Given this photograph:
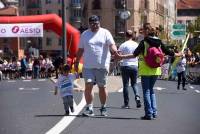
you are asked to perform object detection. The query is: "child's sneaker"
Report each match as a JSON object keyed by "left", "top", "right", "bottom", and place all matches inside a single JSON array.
[
  {"left": 100, "top": 107, "right": 108, "bottom": 116},
  {"left": 82, "top": 107, "right": 94, "bottom": 117}
]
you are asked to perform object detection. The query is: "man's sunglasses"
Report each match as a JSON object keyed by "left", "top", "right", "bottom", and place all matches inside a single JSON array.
[{"left": 89, "top": 22, "right": 99, "bottom": 26}]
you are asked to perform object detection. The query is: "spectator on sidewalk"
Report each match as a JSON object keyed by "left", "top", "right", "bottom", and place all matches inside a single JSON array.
[
  {"left": 20, "top": 55, "right": 27, "bottom": 79},
  {"left": 118, "top": 30, "right": 141, "bottom": 109},
  {"left": 74, "top": 15, "right": 118, "bottom": 116},
  {"left": 53, "top": 56, "right": 63, "bottom": 79},
  {"left": 33, "top": 57, "right": 40, "bottom": 79},
  {"left": 176, "top": 54, "right": 187, "bottom": 90}
]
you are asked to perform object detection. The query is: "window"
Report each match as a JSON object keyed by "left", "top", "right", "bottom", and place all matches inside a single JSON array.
[
  {"left": 46, "top": 10, "right": 52, "bottom": 14},
  {"left": 3, "top": 39, "right": 8, "bottom": 43},
  {"left": 45, "top": 0, "right": 51, "bottom": 4},
  {"left": 46, "top": 38, "right": 52, "bottom": 46},
  {"left": 37, "top": 10, "right": 41, "bottom": 15},
  {"left": 92, "top": 0, "right": 101, "bottom": 10},
  {"left": 115, "top": 0, "right": 125, "bottom": 9},
  {"left": 58, "top": 9, "right": 62, "bottom": 17},
  {"left": 71, "top": 9, "right": 81, "bottom": 17},
  {"left": 22, "top": 0, "right": 25, "bottom": 6},
  {"left": 115, "top": 16, "right": 125, "bottom": 35},
  {"left": 71, "top": 0, "right": 81, "bottom": 4},
  {"left": 58, "top": 39, "right": 62, "bottom": 46}
]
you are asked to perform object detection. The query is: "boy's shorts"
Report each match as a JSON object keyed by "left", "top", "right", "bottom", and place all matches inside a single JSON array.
[{"left": 82, "top": 68, "right": 108, "bottom": 87}]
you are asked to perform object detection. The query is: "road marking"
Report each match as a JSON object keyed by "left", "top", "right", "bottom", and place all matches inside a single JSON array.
[
  {"left": 195, "top": 90, "right": 200, "bottom": 93},
  {"left": 154, "top": 87, "right": 166, "bottom": 91},
  {"left": 118, "top": 88, "right": 123, "bottom": 92},
  {"left": 19, "top": 87, "right": 24, "bottom": 90},
  {"left": 23, "top": 80, "right": 31, "bottom": 82},
  {"left": 189, "top": 85, "right": 194, "bottom": 89},
  {"left": 8, "top": 80, "right": 16, "bottom": 82},
  {"left": 38, "top": 79, "right": 46, "bottom": 81},
  {"left": 45, "top": 93, "right": 86, "bottom": 134},
  {"left": 118, "top": 86, "right": 166, "bottom": 92},
  {"left": 19, "top": 87, "right": 40, "bottom": 91}
]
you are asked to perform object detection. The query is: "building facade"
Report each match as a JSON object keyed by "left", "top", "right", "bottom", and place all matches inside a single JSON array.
[
  {"left": 16, "top": 0, "right": 176, "bottom": 57},
  {"left": 177, "top": 0, "right": 200, "bottom": 25},
  {"left": 0, "top": 0, "right": 22, "bottom": 59}
]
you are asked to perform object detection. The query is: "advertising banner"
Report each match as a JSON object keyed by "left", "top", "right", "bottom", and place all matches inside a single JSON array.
[{"left": 0, "top": 23, "right": 43, "bottom": 37}]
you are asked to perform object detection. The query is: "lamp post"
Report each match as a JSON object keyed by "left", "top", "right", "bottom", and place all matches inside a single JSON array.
[
  {"left": 62, "top": 0, "right": 67, "bottom": 64},
  {"left": 119, "top": 0, "right": 130, "bottom": 42}
]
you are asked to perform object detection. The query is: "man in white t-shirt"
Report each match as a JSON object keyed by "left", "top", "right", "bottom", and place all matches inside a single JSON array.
[
  {"left": 118, "top": 30, "right": 141, "bottom": 109},
  {"left": 74, "top": 15, "right": 118, "bottom": 116}
]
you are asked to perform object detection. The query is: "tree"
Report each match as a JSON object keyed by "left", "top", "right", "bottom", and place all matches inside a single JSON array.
[{"left": 187, "top": 16, "right": 200, "bottom": 37}]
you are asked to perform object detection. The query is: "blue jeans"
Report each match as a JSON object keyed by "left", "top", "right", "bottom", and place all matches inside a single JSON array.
[
  {"left": 120, "top": 65, "right": 140, "bottom": 106},
  {"left": 177, "top": 71, "right": 186, "bottom": 88},
  {"left": 141, "top": 76, "right": 158, "bottom": 117},
  {"left": 33, "top": 66, "right": 40, "bottom": 79}
]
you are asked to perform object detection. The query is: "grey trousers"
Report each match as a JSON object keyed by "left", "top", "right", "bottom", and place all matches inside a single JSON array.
[{"left": 62, "top": 96, "right": 74, "bottom": 112}]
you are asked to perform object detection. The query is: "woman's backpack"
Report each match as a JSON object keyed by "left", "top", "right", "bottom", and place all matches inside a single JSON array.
[{"left": 144, "top": 41, "right": 164, "bottom": 68}]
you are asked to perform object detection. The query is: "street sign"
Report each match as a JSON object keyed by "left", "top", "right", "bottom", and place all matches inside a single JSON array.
[{"left": 170, "top": 24, "right": 186, "bottom": 40}]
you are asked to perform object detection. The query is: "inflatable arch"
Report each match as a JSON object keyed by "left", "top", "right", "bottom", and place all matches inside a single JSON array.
[{"left": 0, "top": 13, "right": 80, "bottom": 64}]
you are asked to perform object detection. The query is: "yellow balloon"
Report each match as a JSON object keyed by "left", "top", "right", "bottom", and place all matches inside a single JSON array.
[{"left": 71, "top": 63, "right": 83, "bottom": 73}]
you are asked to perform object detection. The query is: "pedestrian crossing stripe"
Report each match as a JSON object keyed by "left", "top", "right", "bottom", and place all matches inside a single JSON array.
[
  {"left": 8, "top": 80, "right": 16, "bottom": 82},
  {"left": 195, "top": 90, "right": 200, "bottom": 93},
  {"left": 154, "top": 87, "right": 166, "bottom": 90},
  {"left": 19, "top": 87, "right": 40, "bottom": 91}
]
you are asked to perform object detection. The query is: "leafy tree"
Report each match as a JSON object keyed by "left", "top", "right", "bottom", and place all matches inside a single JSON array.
[{"left": 187, "top": 16, "right": 200, "bottom": 37}]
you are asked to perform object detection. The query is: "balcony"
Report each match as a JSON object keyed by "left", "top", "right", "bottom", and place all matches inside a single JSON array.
[
  {"left": 70, "top": 3, "right": 81, "bottom": 9},
  {"left": 70, "top": 16, "right": 82, "bottom": 23},
  {"left": 115, "top": 0, "right": 125, "bottom": 9}
]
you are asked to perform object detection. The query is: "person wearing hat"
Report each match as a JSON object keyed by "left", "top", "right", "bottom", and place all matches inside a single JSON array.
[
  {"left": 118, "top": 30, "right": 142, "bottom": 109},
  {"left": 74, "top": 15, "right": 118, "bottom": 116}
]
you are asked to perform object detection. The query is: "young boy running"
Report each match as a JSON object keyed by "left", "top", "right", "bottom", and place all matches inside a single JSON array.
[{"left": 54, "top": 64, "right": 79, "bottom": 115}]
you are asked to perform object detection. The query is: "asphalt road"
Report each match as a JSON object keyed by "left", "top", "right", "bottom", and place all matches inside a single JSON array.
[{"left": 0, "top": 78, "right": 199, "bottom": 134}]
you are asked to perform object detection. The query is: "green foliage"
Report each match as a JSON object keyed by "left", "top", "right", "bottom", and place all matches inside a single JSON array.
[
  {"left": 187, "top": 16, "right": 200, "bottom": 37},
  {"left": 187, "top": 22, "right": 194, "bottom": 33}
]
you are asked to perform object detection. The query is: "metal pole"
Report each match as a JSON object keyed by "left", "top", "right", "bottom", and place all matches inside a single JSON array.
[{"left": 62, "top": 0, "right": 67, "bottom": 64}]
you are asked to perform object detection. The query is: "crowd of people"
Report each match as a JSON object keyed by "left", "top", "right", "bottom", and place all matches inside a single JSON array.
[
  {"left": 0, "top": 55, "right": 63, "bottom": 81},
  {"left": 72, "top": 15, "right": 184, "bottom": 120},
  {"left": 159, "top": 48, "right": 200, "bottom": 82}
]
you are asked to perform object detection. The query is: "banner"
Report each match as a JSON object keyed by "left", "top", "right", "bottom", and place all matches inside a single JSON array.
[{"left": 0, "top": 23, "right": 43, "bottom": 37}]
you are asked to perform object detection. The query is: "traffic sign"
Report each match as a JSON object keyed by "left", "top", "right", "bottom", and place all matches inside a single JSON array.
[{"left": 171, "top": 24, "right": 186, "bottom": 40}]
